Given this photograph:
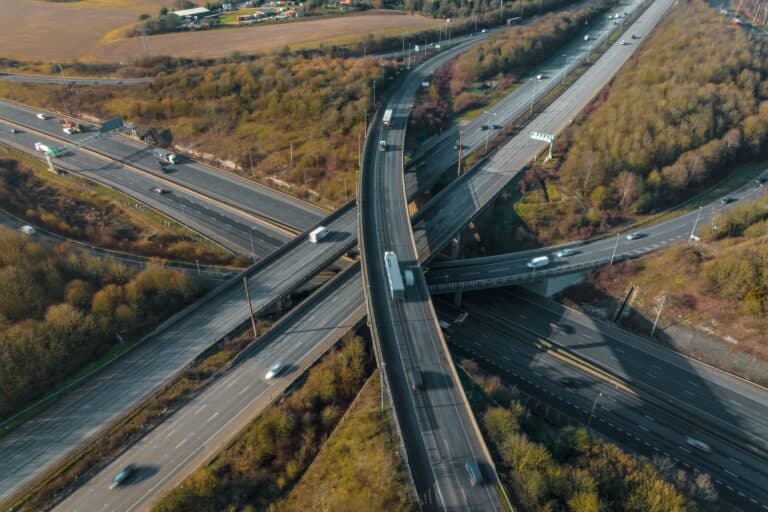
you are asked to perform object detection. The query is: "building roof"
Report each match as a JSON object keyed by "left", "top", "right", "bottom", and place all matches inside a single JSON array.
[{"left": 173, "top": 7, "right": 211, "bottom": 17}]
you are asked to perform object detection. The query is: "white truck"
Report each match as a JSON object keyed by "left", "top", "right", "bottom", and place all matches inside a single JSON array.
[
  {"left": 384, "top": 251, "right": 405, "bottom": 300},
  {"left": 154, "top": 149, "right": 178, "bottom": 166},
  {"left": 308, "top": 226, "right": 328, "bottom": 243},
  {"left": 527, "top": 255, "right": 551, "bottom": 269},
  {"left": 382, "top": 108, "right": 393, "bottom": 128}
]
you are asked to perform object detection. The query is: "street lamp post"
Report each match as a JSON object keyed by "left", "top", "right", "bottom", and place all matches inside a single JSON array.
[
  {"left": 483, "top": 110, "right": 497, "bottom": 150},
  {"left": 529, "top": 78, "right": 537, "bottom": 114},
  {"left": 651, "top": 293, "right": 667, "bottom": 336},
  {"left": 610, "top": 233, "right": 620, "bottom": 264},
  {"left": 372, "top": 80, "right": 376, "bottom": 108},
  {"left": 587, "top": 391, "right": 603, "bottom": 434},
  {"left": 249, "top": 227, "right": 256, "bottom": 263},
  {"left": 561, "top": 54, "right": 569, "bottom": 85},
  {"left": 689, "top": 206, "right": 703, "bottom": 242}
]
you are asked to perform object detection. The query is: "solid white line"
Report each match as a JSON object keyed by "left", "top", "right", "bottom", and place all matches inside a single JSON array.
[
  {"left": 238, "top": 386, "right": 250, "bottom": 395},
  {"left": 193, "top": 404, "right": 207, "bottom": 415},
  {"left": 175, "top": 438, "right": 187, "bottom": 449},
  {"left": 730, "top": 457, "right": 742, "bottom": 465},
  {"left": 164, "top": 429, "right": 175, "bottom": 439},
  {"left": 207, "top": 412, "right": 219, "bottom": 423}
]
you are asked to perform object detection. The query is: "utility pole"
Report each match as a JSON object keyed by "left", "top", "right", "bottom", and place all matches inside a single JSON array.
[
  {"left": 248, "top": 148, "right": 254, "bottom": 176},
  {"left": 688, "top": 206, "right": 703, "bottom": 242},
  {"left": 380, "top": 363, "right": 387, "bottom": 412},
  {"left": 289, "top": 142, "right": 293, "bottom": 167},
  {"left": 651, "top": 293, "right": 667, "bottom": 336},
  {"left": 243, "top": 277, "right": 258, "bottom": 338},
  {"left": 587, "top": 391, "right": 603, "bottom": 436},
  {"left": 483, "top": 110, "right": 496, "bottom": 150},
  {"left": 610, "top": 234, "right": 620, "bottom": 265},
  {"left": 457, "top": 130, "right": 464, "bottom": 176},
  {"left": 249, "top": 227, "right": 256, "bottom": 263},
  {"left": 372, "top": 80, "right": 376, "bottom": 108}
]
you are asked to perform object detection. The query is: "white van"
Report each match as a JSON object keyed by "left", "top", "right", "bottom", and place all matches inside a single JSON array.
[
  {"left": 527, "top": 256, "right": 550, "bottom": 269},
  {"left": 20, "top": 225, "right": 35, "bottom": 235},
  {"left": 308, "top": 226, "right": 328, "bottom": 243}
]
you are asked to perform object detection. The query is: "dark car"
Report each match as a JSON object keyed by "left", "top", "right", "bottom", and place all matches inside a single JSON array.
[
  {"left": 109, "top": 464, "right": 135, "bottom": 489},
  {"left": 560, "top": 377, "right": 586, "bottom": 388},
  {"left": 721, "top": 197, "right": 735, "bottom": 205}
]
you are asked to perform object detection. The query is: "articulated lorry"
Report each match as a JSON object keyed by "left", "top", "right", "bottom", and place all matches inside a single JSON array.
[{"left": 34, "top": 142, "right": 61, "bottom": 157}]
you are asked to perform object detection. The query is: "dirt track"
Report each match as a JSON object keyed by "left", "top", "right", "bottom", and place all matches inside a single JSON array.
[{"left": 91, "top": 12, "right": 441, "bottom": 61}]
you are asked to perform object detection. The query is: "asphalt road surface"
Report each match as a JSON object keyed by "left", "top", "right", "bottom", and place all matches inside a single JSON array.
[
  {"left": 0, "top": 73, "right": 151, "bottom": 86},
  {"left": 361, "top": 38, "right": 507, "bottom": 510},
  {"left": 56, "top": 265, "right": 366, "bottom": 512},
  {"left": 437, "top": 292, "right": 768, "bottom": 511},
  {"left": 428, "top": 172, "right": 768, "bottom": 291},
  {"left": 0, "top": 118, "right": 289, "bottom": 256},
  {"left": 0, "top": 207, "right": 236, "bottom": 280},
  {"left": 0, "top": 205, "right": 356, "bottom": 501},
  {"left": 410, "top": 0, "right": 676, "bottom": 267},
  {"left": 0, "top": 98, "right": 325, "bottom": 233},
  {"left": 404, "top": 0, "right": 644, "bottom": 198},
  {"left": 0, "top": 2, "right": 673, "bottom": 505}
]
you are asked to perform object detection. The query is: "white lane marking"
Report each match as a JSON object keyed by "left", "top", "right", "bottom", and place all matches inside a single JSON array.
[
  {"left": 164, "top": 429, "right": 175, "bottom": 439},
  {"left": 639, "top": 425, "right": 649, "bottom": 432},
  {"left": 724, "top": 469, "right": 739, "bottom": 479},
  {"left": 687, "top": 380, "right": 700, "bottom": 387},
  {"left": 175, "top": 438, "right": 187, "bottom": 449},
  {"left": 679, "top": 446, "right": 691, "bottom": 454},
  {"left": 729, "top": 457, "right": 742, "bottom": 465},
  {"left": 207, "top": 412, "right": 219, "bottom": 423},
  {"left": 193, "top": 404, "right": 207, "bottom": 415},
  {"left": 684, "top": 390, "right": 696, "bottom": 397},
  {"left": 238, "top": 385, "right": 250, "bottom": 395},
  {"left": 644, "top": 415, "right": 654, "bottom": 421}
]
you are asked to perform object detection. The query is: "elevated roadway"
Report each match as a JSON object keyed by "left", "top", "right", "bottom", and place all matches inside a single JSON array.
[
  {"left": 360, "top": 39, "right": 506, "bottom": 510},
  {"left": 56, "top": 265, "right": 366, "bottom": 512},
  {"left": 0, "top": 2, "right": 672, "bottom": 504},
  {"left": 438, "top": 291, "right": 768, "bottom": 510},
  {"left": 0, "top": 204, "right": 356, "bottom": 501},
  {"left": 428, "top": 174, "right": 768, "bottom": 292}
]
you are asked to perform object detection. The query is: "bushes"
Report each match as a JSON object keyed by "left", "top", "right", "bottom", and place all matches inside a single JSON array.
[
  {"left": 153, "top": 334, "right": 371, "bottom": 511},
  {"left": 539, "top": 0, "right": 768, "bottom": 236},
  {"left": 0, "top": 229, "right": 203, "bottom": 420}
]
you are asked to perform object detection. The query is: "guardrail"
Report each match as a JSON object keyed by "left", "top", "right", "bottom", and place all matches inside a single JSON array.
[{"left": 428, "top": 254, "right": 632, "bottom": 293}]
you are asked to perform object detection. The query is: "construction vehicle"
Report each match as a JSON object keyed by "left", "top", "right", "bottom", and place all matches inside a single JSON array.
[{"left": 59, "top": 119, "right": 84, "bottom": 134}]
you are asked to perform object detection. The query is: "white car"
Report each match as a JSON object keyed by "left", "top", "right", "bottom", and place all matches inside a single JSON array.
[
  {"left": 109, "top": 464, "right": 135, "bottom": 489},
  {"left": 625, "top": 232, "right": 643, "bottom": 241},
  {"left": 620, "top": 40, "right": 628, "bottom": 45},
  {"left": 536, "top": 74, "right": 543, "bottom": 80},
  {"left": 555, "top": 248, "right": 576, "bottom": 258},
  {"left": 686, "top": 437, "right": 712, "bottom": 453},
  {"left": 36, "top": 113, "right": 46, "bottom": 120},
  {"left": 265, "top": 362, "right": 284, "bottom": 380}
]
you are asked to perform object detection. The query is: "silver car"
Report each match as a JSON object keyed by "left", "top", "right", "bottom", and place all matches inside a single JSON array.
[{"left": 265, "top": 362, "right": 284, "bottom": 380}]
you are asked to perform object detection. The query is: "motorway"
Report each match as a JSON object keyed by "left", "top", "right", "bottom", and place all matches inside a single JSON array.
[
  {"left": 0, "top": 73, "right": 150, "bottom": 86},
  {"left": 428, "top": 173, "right": 768, "bottom": 291},
  {"left": 1, "top": 1, "right": 672, "bottom": 506},
  {"left": 0, "top": 206, "right": 236, "bottom": 280},
  {"left": 0, "top": 98, "right": 325, "bottom": 234},
  {"left": 403, "top": 0, "right": 637, "bottom": 198},
  {"left": 409, "top": 0, "right": 675, "bottom": 267},
  {"left": 437, "top": 291, "right": 768, "bottom": 510},
  {"left": 0, "top": 204, "right": 356, "bottom": 501},
  {"left": 360, "top": 38, "right": 506, "bottom": 511},
  {"left": 0, "top": 119, "right": 291, "bottom": 257},
  {"left": 56, "top": 265, "right": 366, "bottom": 512}
]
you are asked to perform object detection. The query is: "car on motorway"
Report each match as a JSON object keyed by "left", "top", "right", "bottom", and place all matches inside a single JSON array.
[
  {"left": 151, "top": 187, "right": 170, "bottom": 194},
  {"left": 109, "top": 464, "right": 135, "bottom": 489},
  {"left": 465, "top": 459, "right": 483, "bottom": 487},
  {"left": 265, "top": 362, "right": 284, "bottom": 380},
  {"left": 527, "top": 255, "right": 551, "bottom": 268},
  {"left": 686, "top": 437, "right": 712, "bottom": 453},
  {"left": 36, "top": 113, "right": 46, "bottom": 120},
  {"left": 721, "top": 196, "right": 735, "bottom": 205},
  {"left": 625, "top": 232, "right": 643, "bottom": 240},
  {"left": 378, "top": 140, "right": 387, "bottom": 151},
  {"left": 620, "top": 40, "right": 628, "bottom": 45},
  {"left": 8, "top": 128, "right": 16, "bottom": 134},
  {"left": 559, "top": 377, "right": 586, "bottom": 388},
  {"left": 631, "top": 34, "right": 640, "bottom": 39},
  {"left": 536, "top": 73, "right": 543, "bottom": 80},
  {"left": 555, "top": 248, "right": 576, "bottom": 258}
]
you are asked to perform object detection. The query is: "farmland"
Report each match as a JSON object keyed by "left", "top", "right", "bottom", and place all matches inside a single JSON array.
[
  {"left": 0, "top": 4, "right": 441, "bottom": 63},
  {"left": 91, "top": 12, "right": 442, "bottom": 61}
]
